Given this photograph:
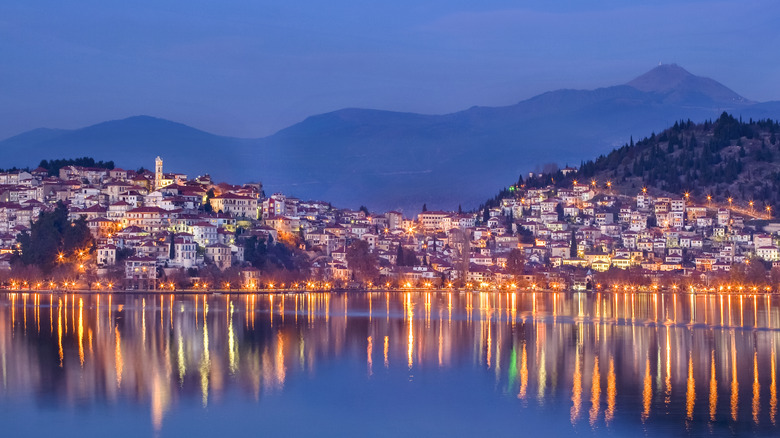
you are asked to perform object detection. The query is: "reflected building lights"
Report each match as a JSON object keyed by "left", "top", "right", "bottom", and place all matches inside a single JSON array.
[
  {"left": 276, "top": 332, "right": 286, "bottom": 387},
  {"left": 772, "top": 342, "right": 777, "bottom": 425},
  {"left": 686, "top": 353, "right": 695, "bottom": 421},
  {"left": 78, "top": 298, "right": 84, "bottom": 367},
  {"left": 731, "top": 332, "right": 739, "bottom": 422},
  {"left": 407, "top": 294, "right": 414, "bottom": 370},
  {"left": 753, "top": 350, "right": 760, "bottom": 425},
  {"left": 665, "top": 328, "right": 672, "bottom": 406},
  {"left": 58, "top": 299, "right": 63, "bottom": 367},
  {"left": 589, "top": 356, "right": 601, "bottom": 427},
  {"left": 642, "top": 358, "right": 652, "bottom": 422},
  {"left": 367, "top": 336, "right": 373, "bottom": 376},
  {"left": 710, "top": 350, "right": 718, "bottom": 422},
  {"left": 606, "top": 357, "right": 616, "bottom": 425},
  {"left": 384, "top": 335, "right": 389, "bottom": 368},
  {"left": 200, "top": 319, "right": 210, "bottom": 406},
  {"left": 0, "top": 291, "right": 779, "bottom": 434},
  {"left": 519, "top": 342, "right": 528, "bottom": 401},
  {"left": 571, "top": 346, "right": 582, "bottom": 423},
  {"left": 115, "top": 326, "right": 123, "bottom": 388}
]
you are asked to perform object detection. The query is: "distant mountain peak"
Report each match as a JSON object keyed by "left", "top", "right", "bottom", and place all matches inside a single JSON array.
[
  {"left": 626, "top": 64, "right": 752, "bottom": 105},
  {"left": 626, "top": 63, "right": 693, "bottom": 93}
]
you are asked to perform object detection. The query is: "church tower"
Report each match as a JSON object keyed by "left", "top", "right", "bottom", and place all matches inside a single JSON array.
[{"left": 154, "top": 156, "right": 163, "bottom": 190}]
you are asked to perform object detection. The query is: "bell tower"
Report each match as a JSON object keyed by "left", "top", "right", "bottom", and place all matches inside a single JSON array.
[{"left": 154, "top": 156, "right": 163, "bottom": 190}]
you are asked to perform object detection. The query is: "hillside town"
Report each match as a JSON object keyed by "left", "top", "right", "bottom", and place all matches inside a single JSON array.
[{"left": 1, "top": 157, "right": 779, "bottom": 291}]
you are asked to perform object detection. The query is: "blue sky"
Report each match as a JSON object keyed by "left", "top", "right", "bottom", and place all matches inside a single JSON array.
[{"left": 1, "top": 0, "right": 778, "bottom": 139}]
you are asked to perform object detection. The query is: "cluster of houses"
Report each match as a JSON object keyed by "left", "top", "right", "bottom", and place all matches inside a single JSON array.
[
  {"left": 0, "top": 158, "right": 778, "bottom": 290},
  {"left": 310, "top": 179, "right": 780, "bottom": 289}
]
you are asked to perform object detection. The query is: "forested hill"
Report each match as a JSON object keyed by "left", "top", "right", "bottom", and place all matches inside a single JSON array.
[{"left": 518, "top": 112, "right": 780, "bottom": 210}]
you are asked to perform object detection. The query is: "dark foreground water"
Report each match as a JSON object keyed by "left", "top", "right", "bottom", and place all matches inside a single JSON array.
[{"left": 1, "top": 291, "right": 780, "bottom": 437}]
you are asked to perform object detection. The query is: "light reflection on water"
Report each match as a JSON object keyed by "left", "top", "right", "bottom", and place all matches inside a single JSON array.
[{"left": 0, "top": 291, "right": 780, "bottom": 436}]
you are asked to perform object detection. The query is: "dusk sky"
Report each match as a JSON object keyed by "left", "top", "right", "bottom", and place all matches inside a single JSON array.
[{"left": 1, "top": 0, "right": 778, "bottom": 140}]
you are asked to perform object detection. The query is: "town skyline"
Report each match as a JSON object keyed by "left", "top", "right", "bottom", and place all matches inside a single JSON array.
[{"left": 0, "top": 147, "right": 778, "bottom": 295}]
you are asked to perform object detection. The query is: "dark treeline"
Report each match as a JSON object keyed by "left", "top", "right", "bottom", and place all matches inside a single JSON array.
[
  {"left": 13, "top": 202, "right": 94, "bottom": 274},
  {"left": 243, "top": 234, "right": 308, "bottom": 273},
  {"left": 38, "top": 157, "right": 115, "bottom": 176}
]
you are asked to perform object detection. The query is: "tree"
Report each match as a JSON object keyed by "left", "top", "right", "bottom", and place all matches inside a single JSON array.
[
  {"left": 14, "top": 202, "right": 94, "bottom": 274},
  {"left": 396, "top": 245, "right": 418, "bottom": 266},
  {"left": 556, "top": 203, "right": 564, "bottom": 221},
  {"left": 38, "top": 157, "right": 114, "bottom": 176},
  {"left": 203, "top": 189, "right": 215, "bottom": 213},
  {"left": 647, "top": 215, "right": 657, "bottom": 228},
  {"left": 770, "top": 266, "right": 780, "bottom": 287},
  {"left": 730, "top": 258, "right": 767, "bottom": 286},
  {"left": 346, "top": 240, "right": 379, "bottom": 282},
  {"left": 518, "top": 226, "right": 534, "bottom": 244},
  {"left": 169, "top": 232, "right": 176, "bottom": 260},
  {"left": 449, "top": 228, "right": 470, "bottom": 281},
  {"left": 506, "top": 249, "right": 524, "bottom": 278},
  {"left": 359, "top": 205, "right": 370, "bottom": 216},
  {"left": 243, "top": 235, "right": 268, "bottom": 269},
  {"left": 570, "top": 230, "right": 578, "bottom": 258},
  {"left": 422, "top": 203, "right": 428, "bottom": 213}
]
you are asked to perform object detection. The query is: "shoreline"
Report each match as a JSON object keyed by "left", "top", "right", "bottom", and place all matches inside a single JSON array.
[{"left": 0, "top": 288, "right": 776, "bottom": 295}]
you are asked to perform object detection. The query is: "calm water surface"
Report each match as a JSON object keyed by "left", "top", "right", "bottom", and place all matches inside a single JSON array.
[{"left": 1, "top": 291, "right": 779, "bottom": 437}]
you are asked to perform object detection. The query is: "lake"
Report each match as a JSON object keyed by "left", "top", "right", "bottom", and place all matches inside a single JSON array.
[{"left": 0, "top": 291, "right": 779, "bottom": 437}]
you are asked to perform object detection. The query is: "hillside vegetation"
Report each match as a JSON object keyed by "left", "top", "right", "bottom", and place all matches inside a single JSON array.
[{"left": 522, "top": 112, "right": 780, "bottom": 210}]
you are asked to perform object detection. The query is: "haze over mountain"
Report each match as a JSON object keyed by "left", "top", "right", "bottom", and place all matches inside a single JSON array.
[{"left": 2, "top": 64, "right": 780, "bottom": 213}]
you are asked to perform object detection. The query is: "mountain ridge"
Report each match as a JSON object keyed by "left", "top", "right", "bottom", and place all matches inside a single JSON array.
[{"left": 2, "top": 65, "right": 779, "bottom": 212}]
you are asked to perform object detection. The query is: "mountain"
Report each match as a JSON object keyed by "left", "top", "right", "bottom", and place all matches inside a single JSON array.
[
  {"left": 2, "top": 65, "right": 779, "bottom": 212},
  {"left": 254, "top": 65, "right": 777, "bottom": 211},
  {"left": 626, "top": 64, "right": 753, "bottom": 105},
  {"left": 516, "top": 112, "right": 780, "bottom": 211},
  {"left": 0, "top": 116, "right": 262, "bottom": 182}
]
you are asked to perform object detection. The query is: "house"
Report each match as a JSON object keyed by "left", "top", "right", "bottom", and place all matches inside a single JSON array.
[
  {"left": 206, "top": 243, "right": 232, "bottom": 270},
  {"left": 124, "top": 256, "right": 158, "bottom": 289},
  {"left": 191, "top": 222, "right": 218, "bottom": 247},
  {"left": 418, "top": 211, "right": 451, "bottom": 232},
  {"left": 97, "top": 244, "right": 117, "bottom": 266},
  {"left": 756, "top": 246, "right": 780, "bottom": 262},
  {"left": 171, "top": 234, "right": 197, "bottom": 268},
  {"left": 210, "top": 193, "right": 259, "bottom": 219},
  {"left": 124, "top": 206, "right": 172, "bottom": 232}
]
